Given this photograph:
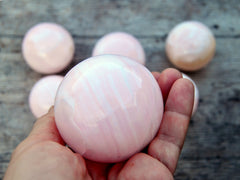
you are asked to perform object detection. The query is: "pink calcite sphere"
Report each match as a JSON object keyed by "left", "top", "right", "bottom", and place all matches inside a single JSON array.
[
  {"left": 54, "top": 55, "right": 163, "bottom": 163},
  {"left": 29, "top": 75, "right": 63, "bottom": 118},
  {"left": 22, "top": 23, "right": 74, "bottom": 74},
  {"left": 166, "top": 21, "right": 216, "bottom": 71},
  {"left": 92, "top": 32, "right": 146, "bottom": 65},
  {"left": 182, "top": 73, "right": 199, "bottom": 116}
]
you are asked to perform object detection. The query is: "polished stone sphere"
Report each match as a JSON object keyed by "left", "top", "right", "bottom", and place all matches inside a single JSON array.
[
  {"left": 22, "top": 23, "right": 74, "bottom": 74},
  {"left": 29, "top": 75, "right": 63, "bottom": 118},
  {"left": 92, "top": 32, "right": 146, "bottom": 65},
  {"left": 54, "top": 55, "right": 163, "bottom": 163},
  {"left": 166, "top": 21, "right": 216, "bottom": 71}
]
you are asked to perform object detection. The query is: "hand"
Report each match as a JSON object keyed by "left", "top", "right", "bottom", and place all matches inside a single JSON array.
[{"left": 4, "top": 68, "right": 194, "bottom": 180}]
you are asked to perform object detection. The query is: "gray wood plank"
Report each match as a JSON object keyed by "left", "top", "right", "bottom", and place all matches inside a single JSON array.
[
  {"left": 175, "top": 159, "right": 240, "bottom": 180},
  {"left": 1, "top": 0, "right": 240, "bottom": 36}
]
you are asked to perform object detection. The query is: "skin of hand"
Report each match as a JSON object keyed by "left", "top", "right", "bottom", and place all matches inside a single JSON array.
[{"left": 4, "top": 68, "right": 194, "bottom": 180}]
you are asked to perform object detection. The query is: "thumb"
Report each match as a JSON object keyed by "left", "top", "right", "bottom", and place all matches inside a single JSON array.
[
  {"left": 29, "top": 106, "right": 64, "bottom": 145},
  {"left": 11, "top": 107, "right": 65, "bottom": 160}
]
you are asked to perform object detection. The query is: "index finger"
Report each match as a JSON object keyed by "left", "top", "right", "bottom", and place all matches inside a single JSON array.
[
  {"left": 152, "top": 68, "right": 182, "bottom": 103},
  {"left": 148, "top": 78, "right": 194, "bottom": 174}
]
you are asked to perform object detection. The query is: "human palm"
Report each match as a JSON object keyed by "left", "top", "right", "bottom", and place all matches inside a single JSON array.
[{"left": 4, "top": 68, "right": 194, "bottom": 180}]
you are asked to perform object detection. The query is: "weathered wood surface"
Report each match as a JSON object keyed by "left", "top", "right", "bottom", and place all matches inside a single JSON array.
[{"left": 0, "top": 0, "right": 240, "bottom": 179}]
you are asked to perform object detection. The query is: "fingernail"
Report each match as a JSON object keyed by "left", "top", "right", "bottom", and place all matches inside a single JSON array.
[{"left": 48, "top": 106, "right": 54, "bottom": 113}]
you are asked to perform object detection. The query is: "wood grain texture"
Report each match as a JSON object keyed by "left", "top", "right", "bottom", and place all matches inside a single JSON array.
[{"left": 0, "top": 0, "right": 240, "bottom": 179}]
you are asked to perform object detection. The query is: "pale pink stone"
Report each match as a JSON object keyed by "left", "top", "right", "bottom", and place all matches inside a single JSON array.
[
  {"left": 29, "top": 75, "right": 63, "bottom": 118},
  {"left": 92, "top": 32, "right": 146, "bottom": 65},
  {"left": 54, "top": 55, "right": 163, "bottom": 163},
  {"left": 166, "top": 21, "right": 216, "bottom": 71},
  {"left": 22, "top": 23, "right": 74, "bottom": 74},
  {"left": 182, "top": 73, "right": 199, "bottom": 116}
]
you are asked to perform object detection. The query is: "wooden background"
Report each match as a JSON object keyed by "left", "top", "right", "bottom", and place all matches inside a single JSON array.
[{"left": 0, "top": 0, "right": 240, "bottom": 179}]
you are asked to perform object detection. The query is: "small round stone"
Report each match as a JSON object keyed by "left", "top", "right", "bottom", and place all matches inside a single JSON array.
[
  {"left": 92, "top": 32, "right": 146, "bottom": 65},
  {"left": 182, "top": 73, "right": 199, "bottom": 115},
  {"left": 29, "top": 75, "right": 63, "bottom": 118},
  {"left": 166, "top": 21, "right": 216, "bottom": 71},
  {"left": 54, "top": 55, "right": 163, "bottom": 163},
  {"left": 22, "top": 23, "right": 74, "bottom": 74}
]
